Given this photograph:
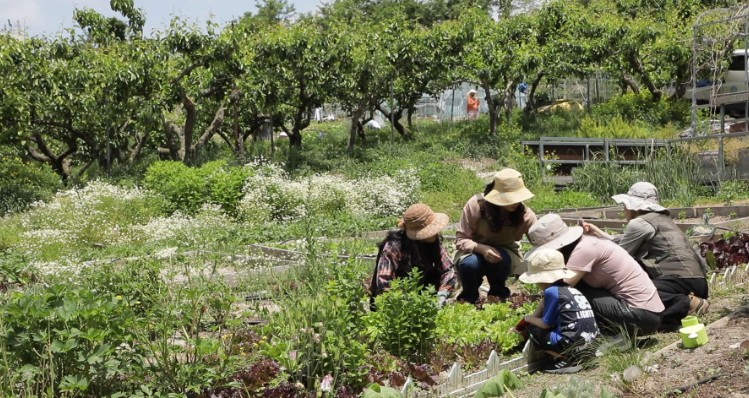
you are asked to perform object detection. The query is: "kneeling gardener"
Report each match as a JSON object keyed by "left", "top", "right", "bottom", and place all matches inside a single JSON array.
[{"left": 515, "top": 249, "right": 600, "bottom": 373}]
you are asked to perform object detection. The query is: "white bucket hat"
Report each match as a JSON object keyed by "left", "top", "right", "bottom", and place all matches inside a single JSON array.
[
  {"left": 527, "top": 213, "right": 583, "bottom": 256},
  {"left": 468, "top": 89, "right": 477, "bottom": 95},
  {"left": 519, "top": 249, "right": 576, "bottom": 284},
  {"left": 611, "top": 182, "right": 667, "bottom": 212},
  {"left": 484, "top": 168, "right": 535, "bottom": 207}
]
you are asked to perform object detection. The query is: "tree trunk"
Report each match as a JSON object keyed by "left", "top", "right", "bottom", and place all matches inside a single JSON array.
[
  {"left": 26, "top": 133, "right": 76, "bottom": 185},
  {"left": 348, "top": 109, "right": 365, "bottom": 152},
  {"left": 376, "top": 105, "right": 408, "bottom": 138},
  {"left": 622, "top": 74, "right": 640, "bottom": 95},
  {"left": 628, "top": 56, "right": 661, "bottom": 101},
  {"left": 526, "top": 73, "right": 545, "bottom": 113},
  {"left": 407, "top": 107, "right": 414, "bottom": 130},
  {"left": 482, "top": 81, "right": 499, "bottom": 136}
]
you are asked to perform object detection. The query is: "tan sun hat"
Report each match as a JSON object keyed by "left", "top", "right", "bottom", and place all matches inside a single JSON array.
[
  {"left": 484, "top": 168, "right": 535, "bottom": 206},
  {"left": 400, "top": 203, "right": 450, "bottom": 240},
  {"left": 527, "top": 213, "right": 583, "bottom": 257},
  {"left": 519, "top": 249, "right": 576, "bottom": 284},
  {"left": 611, "top": 182, "right": 667, "bottom": 213}
]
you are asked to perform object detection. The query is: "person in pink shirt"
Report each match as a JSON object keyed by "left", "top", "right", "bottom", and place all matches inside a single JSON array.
[
  {"left": 527, "top": 214, "right": 664, "bottom": 336},
  {"left": 455, "top": 168, "right": 537, "bottom": 303}
]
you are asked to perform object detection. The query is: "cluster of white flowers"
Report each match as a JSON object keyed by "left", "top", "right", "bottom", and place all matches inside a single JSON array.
[
  {"left": 130, "top": 205, "right": 234, "bottom": 247},
  {"left": 237, "top": 164, "right": 420, "bottom": 222}
]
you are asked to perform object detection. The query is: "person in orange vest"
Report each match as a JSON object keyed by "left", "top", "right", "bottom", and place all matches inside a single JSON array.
[{"left": 466, "top": 89, "right": 479, "bottom": 120}]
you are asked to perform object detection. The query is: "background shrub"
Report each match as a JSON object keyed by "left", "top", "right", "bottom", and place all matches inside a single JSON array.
[{"left": 0, "top": 149, "right": 60, "bottom": 215}]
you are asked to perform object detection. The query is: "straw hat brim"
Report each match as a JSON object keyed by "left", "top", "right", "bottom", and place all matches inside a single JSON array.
[
  {"left": 526, "top": 225, "right": 584, "bottom": 258},
  {"left": 612, "top": 194, "right": 667, "bottom": 213},
  {"left": 407, "top": 212, "right": 450, "bottom": 240},
  {"left": 484, "top": 188, "right": 534, "bottom": 207},
  {"left": 519, "top": 268, "right": 576, "bottom": 284}
]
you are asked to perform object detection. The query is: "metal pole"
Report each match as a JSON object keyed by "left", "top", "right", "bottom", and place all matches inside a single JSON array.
[
  {"left": 450, "top": 85, "right": 455, "bottom": 123},
  {"left": 691, "top": 21, "right": 698, "bottom": 134}
]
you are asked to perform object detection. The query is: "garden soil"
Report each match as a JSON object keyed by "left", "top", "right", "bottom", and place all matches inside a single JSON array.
[{"left": 512, "top": 291, "right": 749, "bottom": 398}]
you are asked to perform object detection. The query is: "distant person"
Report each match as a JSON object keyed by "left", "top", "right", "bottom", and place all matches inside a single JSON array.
[
  {"left": 528, "top": 214, "right": 664, "bottom": 336},
  {"left": 467, "top": 89, "right": 480, "bottom": 120},
  {"left": 314, "top": 107, "right": 323, "bottom": 123},
  {"left": 514, "top": 249, "right": 600, "bottom": 374},
  {"left": 370, "top": 203, "right": 457, "bottom": 309},
  {"left": 581, "top": 182, "right": 709, "bottom": 331},
  {"left": 455, "top": 168, "right": 537, "bottom": 304}
]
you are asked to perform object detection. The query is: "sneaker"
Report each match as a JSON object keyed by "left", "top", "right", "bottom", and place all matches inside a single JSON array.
[
  {"left": 544, "top": 359, "right": 582, "bottom": 374},
  {"left": 688, "top": 295, "right": 710, "bottom": 316}
]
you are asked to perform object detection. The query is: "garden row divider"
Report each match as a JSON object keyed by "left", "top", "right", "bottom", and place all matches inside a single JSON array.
[{"left": 400, "top": 262, "right": 749, "bottom": 398}]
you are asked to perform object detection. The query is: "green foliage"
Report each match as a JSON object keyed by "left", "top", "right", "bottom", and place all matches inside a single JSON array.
[
  {"left": 0, "top": 284, "right": 143, "bottom": 396},
  {"left": 592, "top": 93, "right": 690, "bottom": 128},
  {"left": 144, "top": 160, "right": 249, "bottom": 215},
  {"left": 716, "top": 180, "right": 749, "bottom": 206},
  {"left": 364, "top": 271, "right": 439, "bottom": 362},
  {"left": 144, "top": 161, "right": 207, "bottom": 214},
  {"left": 436, "top": 302, "right": 529, "bottom": 354},
  {"left": 362, "top": 383, "right": 402, "bottom": 398},
  {"left": 262, "top": 258, "right": 369, "bottom": 390},
  {"left": 0, "top": 253, "right": 36, "bottom": 288},
  {"left": 0, "top": 150, "right": 60, "bottom": 215},
  {"left": 473, "top": 369, "right": 523, "bottom": 398},
  {"left": 572, "top": 146, "right": 703, "bottom": 206}
]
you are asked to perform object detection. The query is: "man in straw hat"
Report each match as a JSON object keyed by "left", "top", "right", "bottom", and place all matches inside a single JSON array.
[
  {"left": 528, "top": 213, "right": 664, "bottom": 337},
  {"left": 514, "top": 249, "right": 600, "bottom": 374},
  {"left": 455, "top": 168, "right": 537, "bottom": 304},
  {"left": 581, "top": 181, "right": 709, "bottom": 331},
  {"left": 370, "top": 203, "right": 457, "bottom": 309}
]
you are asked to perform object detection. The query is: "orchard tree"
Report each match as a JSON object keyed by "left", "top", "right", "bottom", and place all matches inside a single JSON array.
[
  {"left": 158, "top": 18, "right": 244, "bottom": 163},
  {"left": 0, "top": 3, "right": 161, "bottom": 183},
  {"left": 458, "top": 9, "right": 534, "bottom": 135},
  {"left": 251, "top": 19, "right": 339, "bottom": 149}
]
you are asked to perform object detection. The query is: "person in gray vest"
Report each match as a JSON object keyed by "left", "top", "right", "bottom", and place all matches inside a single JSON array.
[{"left": 581, "top": 182, "right": 709, "bottom": 331}]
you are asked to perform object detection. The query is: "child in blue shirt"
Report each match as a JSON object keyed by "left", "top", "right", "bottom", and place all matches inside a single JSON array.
[{"left": 515, "top": 249, "right": 600, "bottom": 373}]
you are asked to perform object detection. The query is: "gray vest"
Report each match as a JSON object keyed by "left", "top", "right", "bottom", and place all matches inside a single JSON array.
[{"left": 637, "top": 212, "right": 706, "bottom": 279}]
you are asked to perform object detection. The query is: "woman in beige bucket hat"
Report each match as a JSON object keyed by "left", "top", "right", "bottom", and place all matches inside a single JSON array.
[
  {"left": 455, "top": 168, "right": 537, "bottom": 304},
  {"left": 581, "top": 181, "right": 709, "bottom": 331},
  {"left": 370, "top": 203, "right": 457, "bottom": 309}
]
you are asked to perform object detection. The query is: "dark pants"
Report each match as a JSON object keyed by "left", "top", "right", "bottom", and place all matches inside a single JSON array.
[
  {"left": 529, "top": 325, "right": 566, "bottom": 355},
  {"left": 575, "top": 283, "right": 662, "bottom": 337},
  {"left": 456, "top": 247, "right": 511, "bottom": 303},
  {"left": 653, "top": 277, "right": 709, "bottom": 331}
]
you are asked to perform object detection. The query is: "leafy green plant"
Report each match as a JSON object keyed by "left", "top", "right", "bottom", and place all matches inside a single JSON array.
[
  {"left": 144, "top": 160, "right": 208, "bottom": 214},
  {"left": 717, "top": 180, "right": 749, "bottom": 206},
  {"left": 362, "top": 383, "right": 402, "bottom": 398},
  {"left": 364, "top": 270, "right": 439, "bottom": 362},
  {"left": 473, "top": 369, "right": 523, "bottom": 398},
  {"left": 436, "top": 302, "right": 529, "bottom": 355}
]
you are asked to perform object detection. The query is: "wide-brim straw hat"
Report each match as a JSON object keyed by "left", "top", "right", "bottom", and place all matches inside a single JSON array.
[
  {"left": 468, "top": 89, "right": 477, "bottom": 94},
  {"left": 526, "top": 213, "right": 583, "bottom": 257},
  {"left": 611, "top": 181, "right": 667, "bottom": 212},
  {"left": 519, "top": 249, "right": 576, "bottom": 284},
  {"left": 484, "top": 168, "right": 535, "bottom": 206},
  {"left": 401, "top": 203, "right": 450, "bottom": 240}
]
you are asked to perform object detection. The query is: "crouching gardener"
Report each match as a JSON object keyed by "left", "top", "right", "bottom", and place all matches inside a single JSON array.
[
  {"left": 514, "top": 249, "right": 600, "bottom": 374},
  {"left": 370, "top": 203, "right": 457, "bottom": 309}
]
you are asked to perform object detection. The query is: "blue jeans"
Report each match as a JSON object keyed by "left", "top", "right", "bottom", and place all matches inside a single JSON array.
[{"left": 457, "top": 247, "right": 512, "bottom": 303}]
